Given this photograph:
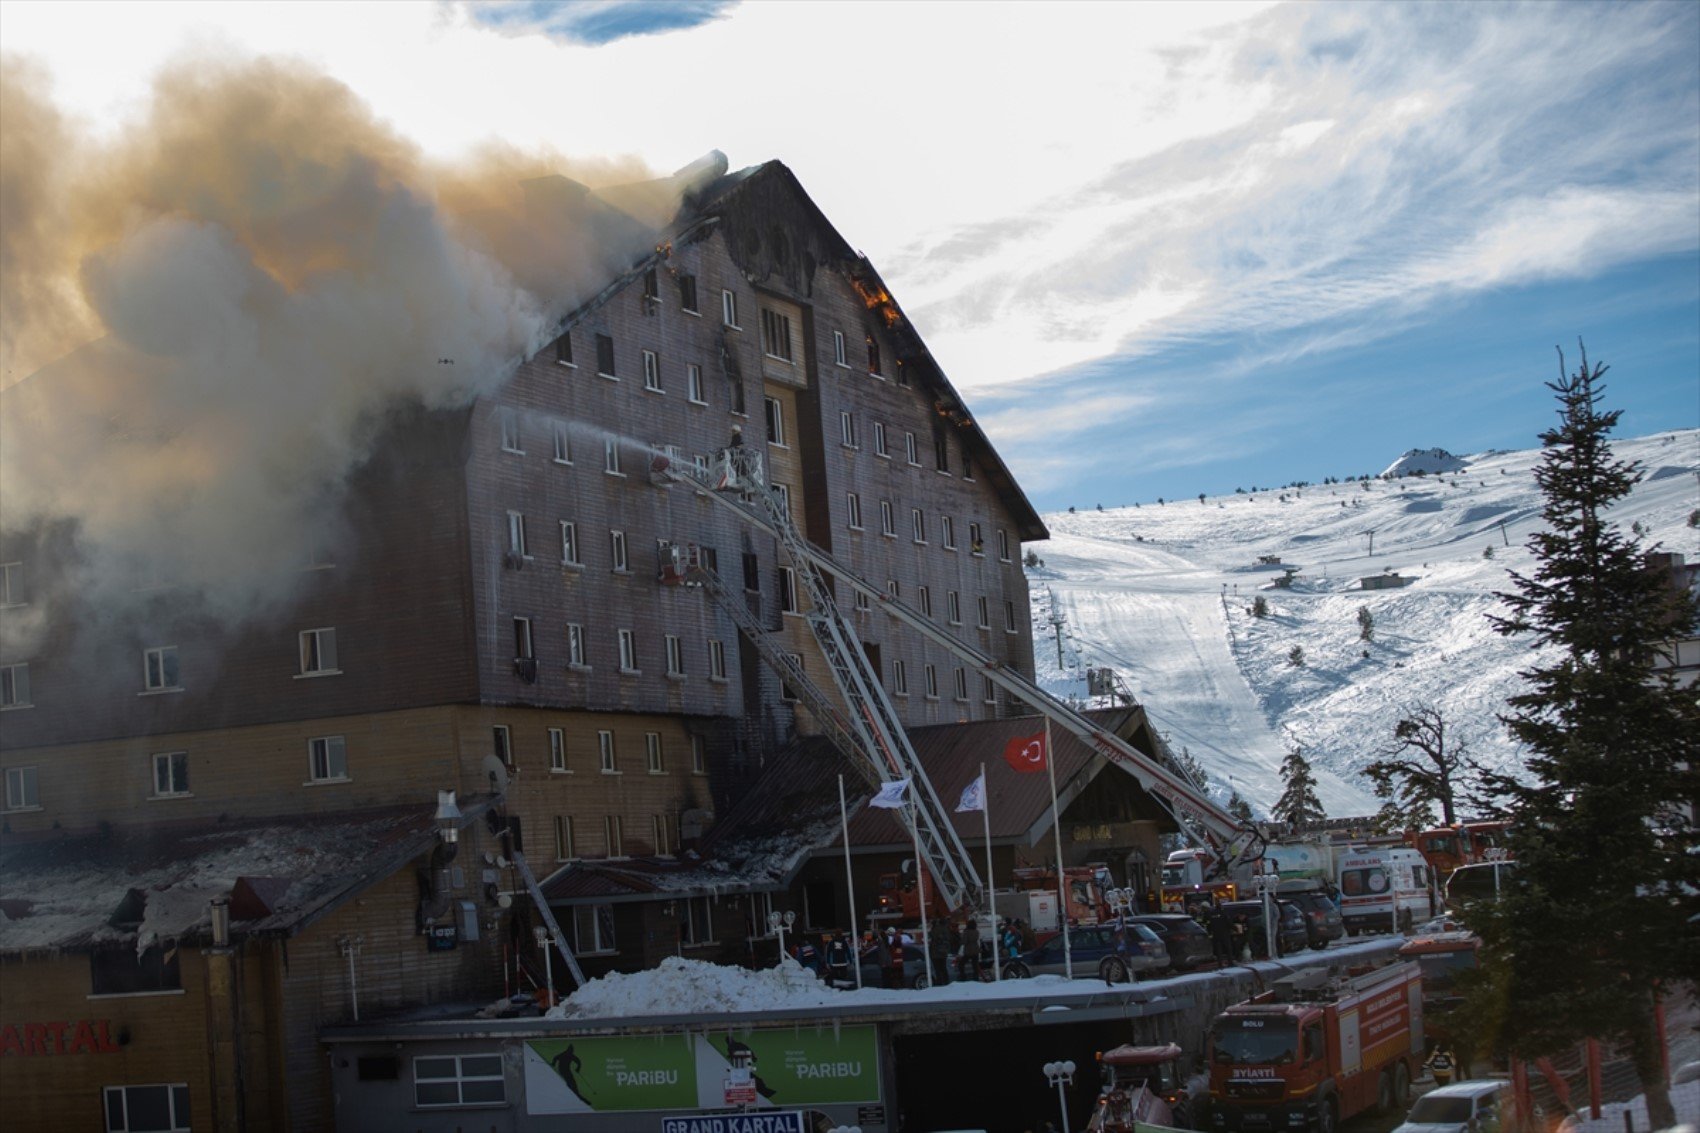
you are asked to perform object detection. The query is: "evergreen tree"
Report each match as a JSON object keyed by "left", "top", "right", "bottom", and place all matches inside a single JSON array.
[
  {"left": 1357, "top": 606, "right": 1374, "bottom": 642},
  {"left": 1270, "top": 747, "right": 1326, "bottom": 828},
  {"left": 1360, "top": 704, "right": 1473, "bottom": 828},
  {"left": 1464, "top": 346, "right": 1698, "bottom": 1128},
  {"left": 1226, "top": 790, "right": 1254, "bottom": 823}
]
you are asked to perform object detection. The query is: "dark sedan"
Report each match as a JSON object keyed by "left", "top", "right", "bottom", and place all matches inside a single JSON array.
[
  {"left": 1127, "top": 913, "right": 1215, "bottom": 972},
  {"left": 1217, "top": 899, "right": 1309, "bottom": 958}
]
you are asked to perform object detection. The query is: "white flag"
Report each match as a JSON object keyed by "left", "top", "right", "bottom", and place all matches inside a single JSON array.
[
  {"left": 955, "top": 772, "right": 986, "bottom": 813},
  {"left": 869, "top": 778, "right": 911, "bottom": 809}
]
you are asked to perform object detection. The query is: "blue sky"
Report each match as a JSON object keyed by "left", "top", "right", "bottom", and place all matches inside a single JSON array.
[{"left": 4, "top": 0, "right": 1696, "bottom": 512}]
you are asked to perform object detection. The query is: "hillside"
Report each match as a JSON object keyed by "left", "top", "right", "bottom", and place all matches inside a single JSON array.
[{"left": 1026, "top": 429, "right": 1699, "bottom": 819}]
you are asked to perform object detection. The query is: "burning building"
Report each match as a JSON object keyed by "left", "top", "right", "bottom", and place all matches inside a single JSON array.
[{"left": 0, "top": 148, "right": 1048, "bottom": 1127}]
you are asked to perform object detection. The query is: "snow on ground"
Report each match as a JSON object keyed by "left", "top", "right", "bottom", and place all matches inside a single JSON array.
[
  {"left": 1028, "top": 430, "right": 1699, "bottom": 817},
  {"left": 1559, "top": 1078, "right": 1698, "bottom": 1133}
]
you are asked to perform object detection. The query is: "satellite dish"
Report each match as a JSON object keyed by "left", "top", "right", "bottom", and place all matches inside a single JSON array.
[{"left": 481, "top": 755, "right": 511, "bottom": 795}]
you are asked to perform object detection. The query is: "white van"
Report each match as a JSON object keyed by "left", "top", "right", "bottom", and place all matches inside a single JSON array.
[
  {"left": 1336, "top": 846, "right": 1437, "bottom": 934},
  {"left": 1392, "top": 1079, "right": 1511, "bottom": 1133}
]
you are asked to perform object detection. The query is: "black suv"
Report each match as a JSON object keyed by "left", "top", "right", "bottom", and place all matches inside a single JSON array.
[
  {"left": 1216, "top": 899, "right": 1308, "bottom": 958},
  {"left": 1276, "top": 886, "right": 1345, "bottom": 949},
  {"left": 1127, "top": 914, "right": 1214, "bottom": 972}
]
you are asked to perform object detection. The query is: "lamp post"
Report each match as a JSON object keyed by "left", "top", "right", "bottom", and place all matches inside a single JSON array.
[
  {"left": 1042, "top": 1059, "right": 1077, "bottom": 1133},
  {"left": 767, "top": 909, "right": 796, "bottom": 962},
  {"left": 533, "top": 924, "right": 555, "bottom": 1007},
  {"left": 1255, "top": 863, "right": 1280, "bottom": 960}
]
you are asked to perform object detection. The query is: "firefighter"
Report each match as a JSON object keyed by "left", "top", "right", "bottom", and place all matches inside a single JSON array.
[
  {"left": 883, "top": 928, "right": 906, "bottom": 989},
  {"left": 1427, "top": 1045, "right": 1456, "bottom": 1087},
  {"left": 793, "top": 934, "right": 822, "bottom": 977},
  {"left": 824, "top": 933, "right": 852, "bottom": 987}
]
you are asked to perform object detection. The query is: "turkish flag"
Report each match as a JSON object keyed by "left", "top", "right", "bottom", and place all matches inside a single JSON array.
[{"left": 1002, "top": 729, "right": 1048, "bottom": 774}]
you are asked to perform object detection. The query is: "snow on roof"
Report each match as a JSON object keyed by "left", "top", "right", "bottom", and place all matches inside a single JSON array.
[{"left": 0, "top": 803, "right": 464, "bottom": 955}]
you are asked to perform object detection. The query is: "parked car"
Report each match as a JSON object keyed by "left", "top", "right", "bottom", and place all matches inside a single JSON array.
[
  {"left": 1003, "top": 921, "right": 1169, "bottom": 982},
  {"left": 1217, "top": 899, "right": 1309, "bottom": 958},
  {"left": 1127, "top": 913, "right": 1215, "bottom": 972},
  {"left": 1276, "top": 883, "right": 1346, "bottom": 948},
  {"left": 1391, "top": 1079, "right": 1511, "bottom": 1133}
]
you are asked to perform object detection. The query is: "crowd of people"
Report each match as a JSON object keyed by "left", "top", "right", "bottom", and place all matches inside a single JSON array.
[{"left": 783, "top": 915, "right": 1034, "bottom": 988}]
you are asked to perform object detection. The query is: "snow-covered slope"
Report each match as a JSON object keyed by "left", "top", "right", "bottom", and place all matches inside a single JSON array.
[{"left": 1027, "top": 430, "right": 1699, "bottom": 819}]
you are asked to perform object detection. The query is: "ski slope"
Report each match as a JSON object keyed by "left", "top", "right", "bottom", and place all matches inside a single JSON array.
[{"left": 1027, "top": 429, "right": 1700, "bottom": 819}]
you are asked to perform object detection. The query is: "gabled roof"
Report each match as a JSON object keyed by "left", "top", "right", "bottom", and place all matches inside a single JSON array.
[{"left": 0, "top": 801, "right": 491, "bottom": 955}]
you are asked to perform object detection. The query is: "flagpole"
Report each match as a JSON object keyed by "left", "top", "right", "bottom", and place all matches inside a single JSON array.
[
  {"left": 839, "top": 774, "right": 862, "bottom": 989},
  {"left": 1046, "top": 717, "right": 1072, "bottom": 979},
  {"left": 981, "top": 761, "right": 999, "bottom": 983},
  {"left": 911, "top": 797, "right": 931, "bottom": 987}
]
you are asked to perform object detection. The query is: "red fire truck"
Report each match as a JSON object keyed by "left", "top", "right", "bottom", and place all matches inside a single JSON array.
[{"left": 1208, "top": 961, "right": 1423, "bottom": 1133}]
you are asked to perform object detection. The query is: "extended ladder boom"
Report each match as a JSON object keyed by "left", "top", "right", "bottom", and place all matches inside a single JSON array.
[{"left": 654, "top": 446, "right": 1261, "bottom": 876}]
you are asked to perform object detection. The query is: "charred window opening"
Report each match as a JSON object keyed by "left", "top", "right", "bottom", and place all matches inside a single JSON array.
[
  {"left": 678, "top": 274, "right": 698, "bottom": 313},
  {"left": 867, "top": 338, "right": 882, "bottom": 376},
  {"left": 595, "top": 334, "right": 616, "bottom": 378},
  {"left": 553, "top": 332, "right": 574, "bottom": 366},
  {"left": 91, "top": 945, "right": 181, "bottom": 995}
]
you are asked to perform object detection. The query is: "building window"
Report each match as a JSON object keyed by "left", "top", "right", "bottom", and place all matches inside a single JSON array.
[
  {"left": 998, "top": 529, "right": 1011, "bottom": 561},
  {"left": 963, "top": 455, "right": 975, "bottom": 481},
  {"left": 572, "top": 904, "right": 616, "bottom": 954},
  {"left": 682, "top": 895, "right": 713, "bottom": 944},
  {"left": 299, "top": 628, "right": 339, "bottom": 675},
  {"left": 5, "top": 766, "right": 39, "bottom": 810},
  {"left": 905, "top": 431, "right": 919, "bottom": 466},
  {"left": 610, "top": 530, "right": 629, "bottom": 572},
  {"left": 549, "top": 728, "right": 567, "bottom": 772},
  {"left": 941, "top": 516, "right": 956, "bottom": 549},
  {"left": 617, "top": 629, "right": 638, "bottom": 673},
  {"left": 513, "top": 618, "right": 534, "bottom": 661},
  {"left": 969, "top": 522, "right": 984, "bottom": 554},
  {"left": 778, "top": 566, "right": 798, "bottom": 614},
  {"left": 553, "top": 331, "right": 574, "bottom": 367},
  {"left": 707, "top": 639, "right": 727, "bottom": 680},
  {"left": 414, "top": 1054, "right": 504, "bottom": 1108},
  {"left": 948, "top": 590, "right": 962, "bottom": 625},
  {"left": 781, "top": 652, "right": 803, "bottom": 703},
  {"left": 642, "top": 267, "right": 660, "bottom": 302},
  {"left": 687, "top": 363, "right": 706, "bottom": 404},
  {"left": 1006, "top": 600, "right": 1019, "bottom": 632},
  {"left": 983, "top": 675, "right": 998, "bottom": 704},
  {"left": 653, "top": 814, "right": 672, "bottom": 856},
  {"left": 102, "top": 1083, "right": 191, "bottom": 1132},
  {"left": 1, "top": 663, "right": 30, "bottom": 709},
  {"left": 892, "top": 660, "right": 908, "bottom": 697},
  {"left": 551, "top": 420, "right": 572, "bottom": 464},
  {"left": 854, "top": 589, "right": 870, "bottom": 613},
  {"left": 721, "top": 289, "right": 739, "bottom": 328},
  {"left": 142, "top": 646, "right": 180, "bottom": 692},
  {"left": 679, "top": 274, "right": 699, "bottom": 313},
  {"left": 833, "top": 330, "right": 848, "bottom": 367},
  {"left": 911, "top": 508, "right": 926, "bottom": 543},
  {"left": 867, "top": 338, "right": 882, "bottom": 376},
  {"left": 772, "top": 482, "right": 791, "bottom": 518},
  {"left": 598, "top": 729, "right": 618, "bottom": 773},
  {"left": 880, "top": 500, "right": 895, "bottom": 537},
  {"left": 646, "top": 732, "right": 664, "bottom": 774},
  {"left": 887, "top": 579, "right": 900, "bottom": 600},
  {"left": 691, "top": 734, "right": 707, "bottom": 774},
  {"left": 567, "top": 623, "right": 587, "bottom": 668},
  {"left": 846, "top": 492, "right": 863, "bottom": 530},
  {"left": 499, "top": 409, "right": 522, "bottom": 453},
  {"left": 925, "top": 664, "right": 939, "bottom": 700},
  {"left": 742, "top": 552, "right": 760, "bottom": 593},
  {"left": 554, "top": 815, "right": 574, "bottom": 860},
  {"left": 152, "top": 752, "right": 189, "bottom": 798},
  {"left": 604, "top": 814, "right": 625, "bottom": 857},
  {"left": 954, "top": 668, "right": 969, "bottom": 701},
  {"left": 91, "top": 946, "right": 180, "bottom": 996},
  {"left": 0, "top": 562, "right": 22, "bottom": 607},
  {"left": 559, "top": 521, "right": 580, "bottom": 566},
  {"left": 918, "top": 586, "right": 932, "bottom": 618},
  {"left": 872, "top": 422, "right": 888, "bottom": 458},
  {"left": 934, "top": 432, "right": 950, "bottom": 473},
  {"left": 665, "top": 634, "right": 684, "bottom": 677},
  {"left": 764, "top": 397, "right": 786, "bottom": 446},
  {"left": 840, "top": 411, "right": 858, "bottom": 448},
  {"left": 603, "top": 435, "right": 623, "bottom": 475},
  {"left": 761, "top": 308, "right": 794, "bottom": 361},
  {"left": 643, "top": 349, "right": 662, "bottom": 391},
  {"left": 308, "top": 736, "right": 348, "bottom": 782},
  {"left": 977, "top": 596, "right": 991, "bottom": 629},
  {"left": 507, "top": 511, "right": 529, "bottom": 557},
  {"left": 595, "top": 333, "right": 616, "bottom": 378}
]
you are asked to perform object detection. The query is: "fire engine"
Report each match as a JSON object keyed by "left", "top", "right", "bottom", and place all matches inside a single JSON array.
[
  {"left": 1397, "top": 928, "right": 1478, "bottom": 1053},
  {"left": 1407, "top": 821, "right": 1512, "bottom": 879},
  {"left": 1208, "top": 961, "right": 1423, "bottom": 1133},
  {"left": 1088, "top": 1043, "right": 1203, "bottom": 1132}
]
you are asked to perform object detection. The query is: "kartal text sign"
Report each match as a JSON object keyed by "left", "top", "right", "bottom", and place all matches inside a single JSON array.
[
  {"left": 662, "top": 1114, "right": 805, "bottom": 1133},
  {"left": 524, "top": 1026, "right": 878, "bottom": 1114}
]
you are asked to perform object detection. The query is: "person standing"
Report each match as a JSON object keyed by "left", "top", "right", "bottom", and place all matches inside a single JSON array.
[
  {"left": 928, "top": 924, "right": 951, "bottom": 986},
  {"left": 1208, "top": 904, "right": 1236, "bottom": 966},
  {"left": 960, "top": 917, "right": 982, "bottom": 981}
]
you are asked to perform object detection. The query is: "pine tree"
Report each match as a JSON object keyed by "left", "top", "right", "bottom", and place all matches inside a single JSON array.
[
  {"left": 1270, "top": 747, "right": 1326, "bottom": 828},
  {"left": 1226, "top": 790, "right": 1254, "bottom": 822},
  {"left": 1463, "top": 346, "right": 1698, "bottom": 1127},
  {"left": 1360, "top": 705, "right": 1474, "bottom": 828},
  {"left": 1357, "top": 606, "right": 1374, "bottom": 642}
]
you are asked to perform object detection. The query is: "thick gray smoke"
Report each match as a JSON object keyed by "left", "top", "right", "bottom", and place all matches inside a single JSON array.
[{"left": 0, "top": 56, "right": 678, "bottom": 651}]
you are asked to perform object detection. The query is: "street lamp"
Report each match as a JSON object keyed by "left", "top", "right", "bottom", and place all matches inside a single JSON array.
[
  {"left": 767, "top": 909, "right": 796, "bottom": 961},
  {"left": 532, "top": 924, "right": 555, "bottom": 1008},
  {"left": 1042, "top": 1059, "right": 1076, "bottom": 1133},
  {"left": 1255, "top": 864, "right": 1280, "bottom": 960}
]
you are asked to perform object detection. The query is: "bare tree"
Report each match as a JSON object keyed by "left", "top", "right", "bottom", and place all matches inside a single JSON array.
[{"left": 1360, "top": 704, "right": 1474, "bottom": 828}]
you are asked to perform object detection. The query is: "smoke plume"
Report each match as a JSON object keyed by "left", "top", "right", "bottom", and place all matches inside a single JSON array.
[{"left": 0, "top": 56, "right": 678, "bottom": 650}]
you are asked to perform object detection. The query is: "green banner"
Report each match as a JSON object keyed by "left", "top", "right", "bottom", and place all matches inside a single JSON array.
[
  {"left": 705, "top": 1026, "right": 879, "bottom": 1105},
  {"left": 528, "top": 1034, "right": 697, "bottom": 1112}
]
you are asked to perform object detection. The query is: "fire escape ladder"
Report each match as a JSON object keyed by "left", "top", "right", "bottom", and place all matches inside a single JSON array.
[{"left": 508, "top": 850, "right": 587, "bottom": 987}]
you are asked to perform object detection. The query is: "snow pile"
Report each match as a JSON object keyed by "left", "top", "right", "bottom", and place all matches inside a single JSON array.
[
  {"left": 552, "top": 956, "right": 842, "bottom": 1019},
  {"left": 1382, "top": 447, "right": 1469, "bottom": 477},
  {"left": 1558, "top": 1077, "right": 1698, "bottom": 1132}
]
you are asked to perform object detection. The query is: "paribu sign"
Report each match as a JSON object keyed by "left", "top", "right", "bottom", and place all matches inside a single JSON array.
[
  {"left": 524, "top": 1026, "right": 878, "bottom": 1114},
  {"left": 661, "top": 1113, "right": 806, "bottom": 1133}
]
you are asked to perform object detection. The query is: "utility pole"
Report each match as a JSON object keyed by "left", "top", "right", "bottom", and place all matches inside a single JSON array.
[
  {"left": 1366, "top": 528, "right": 1376, "bottom": 556},
  {"left": 1048, "top": 607, "right": 1067, "bottom": 670}
]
